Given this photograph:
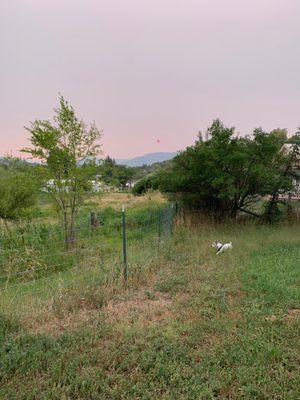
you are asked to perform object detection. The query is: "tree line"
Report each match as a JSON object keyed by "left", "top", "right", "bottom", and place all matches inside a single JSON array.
[{"left": 1, "top": 97, "right": 299, "bottom": 250}]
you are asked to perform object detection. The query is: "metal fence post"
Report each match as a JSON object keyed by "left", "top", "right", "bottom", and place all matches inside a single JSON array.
[{"left": 122, "top": 205, "right": 127, "bottom": 281}]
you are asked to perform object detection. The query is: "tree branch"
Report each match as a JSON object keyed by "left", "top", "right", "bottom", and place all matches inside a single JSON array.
[{"left": 239, "top": 207, "right": 262, "bottom": 218}]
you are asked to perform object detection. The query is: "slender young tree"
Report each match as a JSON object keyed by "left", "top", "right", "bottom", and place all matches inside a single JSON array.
[{"left": 23, "top": 95, "right": 102, "bottom": 248}]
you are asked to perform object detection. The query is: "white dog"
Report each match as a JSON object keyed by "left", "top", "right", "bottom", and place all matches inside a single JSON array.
[{"left": 212, "top": 241, "right": 233, "bottom": 254}]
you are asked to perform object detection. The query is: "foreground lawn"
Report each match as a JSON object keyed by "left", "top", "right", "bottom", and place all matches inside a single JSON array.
[{"left": 0, "top": 222, "right": 300, "bottom": 399}]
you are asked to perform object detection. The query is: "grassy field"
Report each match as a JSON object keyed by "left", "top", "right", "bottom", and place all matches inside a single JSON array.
[
  {"left": 0, "top": 195, "right": 300, "bottom": 399},
  {"left": 0, "top": 192, "right": 167, "bottom": 287}
]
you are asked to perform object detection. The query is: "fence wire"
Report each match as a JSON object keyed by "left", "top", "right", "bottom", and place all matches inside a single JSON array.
[{"left": 0, "top": 205, "right": 175, "bottom": 298}]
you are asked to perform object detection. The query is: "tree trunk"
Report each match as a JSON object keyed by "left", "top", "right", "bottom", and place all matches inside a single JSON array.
[
  {"left": 90, "top": 212, "right": 100, "bottom": 231},
  {"left": 63, "top": 210, "right": 75, "bottom": 250}
]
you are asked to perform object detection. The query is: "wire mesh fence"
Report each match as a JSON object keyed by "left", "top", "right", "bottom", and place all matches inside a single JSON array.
[{"left": 0, "top": 204, "right": 175, "bottom": 299}]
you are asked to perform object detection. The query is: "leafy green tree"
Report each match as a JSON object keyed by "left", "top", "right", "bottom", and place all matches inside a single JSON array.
[
  {"left": 97, "top": 157, "right": 134, "bottom": 189},
  {"left": 98, "top": 157, "right": 116, "bottom": 185},
  {"left": 262, "top": 129, "right": 299, "bottom": 222},
  {"left": 130, "top": 160, "right": 173, "bottom": 182},
  {"left": 269, "top": 128, "right": 288, "bottom": 149},
  {"left": 113, "top": 165, "right": 135, "bottom": 189},
  {"left": 23, "top": 95, "right": 102, "bottom": 248},
  {"left": 159, "top": 120, "right": 291, "bottom": 221},
  {"left": 289, "top": 126, "right": 300, "bottom": 145},
  {"left": 132, "top": 173, "right": 159, "bottom": 195}
]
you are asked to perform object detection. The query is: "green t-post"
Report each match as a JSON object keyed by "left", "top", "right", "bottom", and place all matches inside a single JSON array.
[{"left": 122, "top": 205, "right": 127, "bottom": 281}]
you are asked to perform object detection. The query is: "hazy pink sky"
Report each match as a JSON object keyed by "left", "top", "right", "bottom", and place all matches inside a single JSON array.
[{"left": 1, "top": 0, "right": 300, "bottom": 158}]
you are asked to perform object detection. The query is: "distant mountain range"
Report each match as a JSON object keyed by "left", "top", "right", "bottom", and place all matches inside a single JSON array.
[
  {"left": 0, "top": 152, "right": 178, "bottom": 168},
  {"left": 116, "top": 152, "right": 177, "bottom": 167}
]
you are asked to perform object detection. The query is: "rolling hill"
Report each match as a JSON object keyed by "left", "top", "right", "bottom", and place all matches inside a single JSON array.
[{"left": 116, "top": 152, "right": 177, "bottom": 167}]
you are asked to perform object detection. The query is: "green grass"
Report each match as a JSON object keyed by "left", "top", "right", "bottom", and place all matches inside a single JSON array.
[
  {"left": 0, "top": 222, "right": 300, "bottom": 399},
  {"left": 0, "top": 196, "right": 169, "bottom": 288}
]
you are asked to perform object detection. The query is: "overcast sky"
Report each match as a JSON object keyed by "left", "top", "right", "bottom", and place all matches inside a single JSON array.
[{"left": 1, "top": 0, "right": 300, "bottom": 158}]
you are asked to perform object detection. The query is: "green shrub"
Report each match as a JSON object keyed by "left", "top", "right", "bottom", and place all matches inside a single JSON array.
[{"left": 132, "top": 174, "right": 159, "bottom": 195}]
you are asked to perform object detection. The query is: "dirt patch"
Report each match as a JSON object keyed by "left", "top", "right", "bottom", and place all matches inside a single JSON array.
[
  {"left": 226, "top": 310, "right": 242, "bottom": 320},
  {"left": 285, "top": 309, "right": 300, "bottom": 322},
  {"left": 174, "top": 292, "right": 191, "bottom": 302},
  {"left": 217, "top": 383, "right": 238, "bottom": 399},
  {"left": 265, "top": 309, "right": 300, "bottom": 324},
  {"left": 24, "top": 290, "right": 173, "bottom": 336},
  {"left": 24, "top": 308, "right": 100, "bottom": 336},
  {"left": 104, "top": 292, "right": 173, "bottom": 324},
  {"left": 227, "top": 295, "right": 235, "bottom": 306},
  {"left": 265, "top": 315, "right": 278, "bottom": 322},
  {"left": 226, "top": 289, "right": 244, "bottom": 306},
  {"left": 204, "top": 334, "right": 223, "bottom": 347},
  {"left": 225, "top": 291, "right": 243, "bottom": 322}
]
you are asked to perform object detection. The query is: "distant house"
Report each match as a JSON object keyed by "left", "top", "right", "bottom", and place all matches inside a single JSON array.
[
  {"left": 43, "top": 178, "right": 133, "bottom": 194},
  {"left": 125, "top": 180, "right": 138, "bottom": 189},
  {"left": 42, "top": 179, "right": 69, "bottom": 193},
  {"left": 90, "top": 180, "right": 102, "bottom": 192}
]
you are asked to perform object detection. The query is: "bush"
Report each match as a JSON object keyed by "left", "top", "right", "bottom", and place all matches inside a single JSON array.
[
  {"left": 0, "top": 172, "right": 39, "bottom": 221},
  {"left": 159, "top": 120, "right": 292, "bottom": 221},
  {"left": 263, "top": 200, "right": 282, "bottom": 224},
  {"left": 132, "top": 174, "right": 159, "bottom": 195}
]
